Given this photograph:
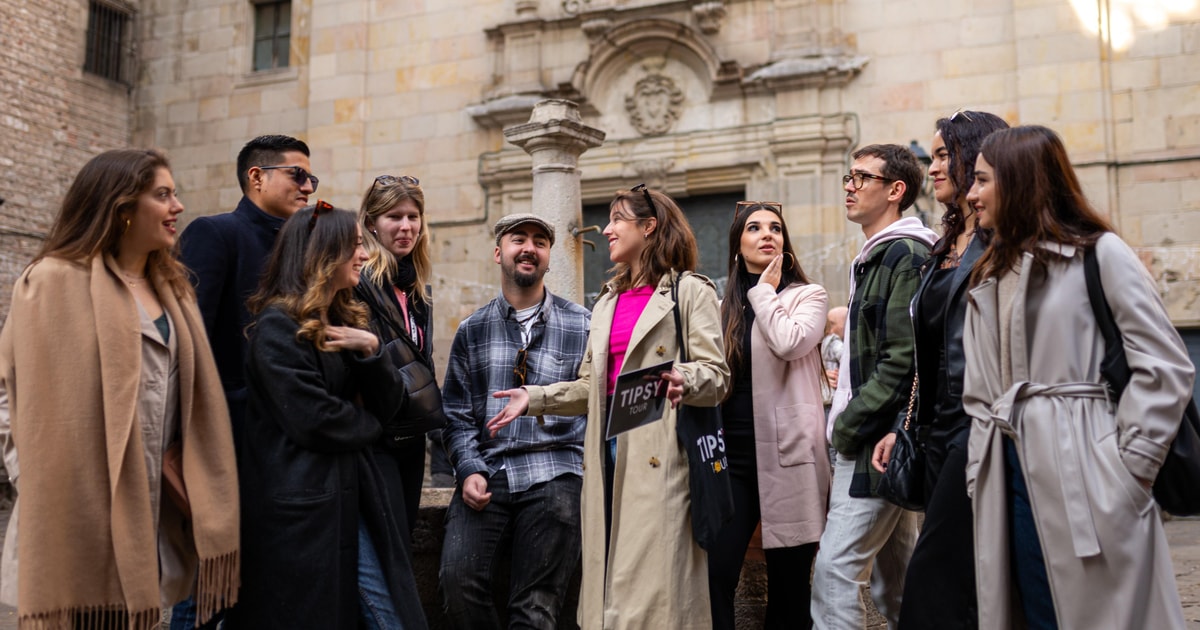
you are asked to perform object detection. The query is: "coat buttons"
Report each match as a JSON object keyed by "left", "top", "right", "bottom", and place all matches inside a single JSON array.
[{"left": 649, "top": 457, "right": 660, "bottom": 468}]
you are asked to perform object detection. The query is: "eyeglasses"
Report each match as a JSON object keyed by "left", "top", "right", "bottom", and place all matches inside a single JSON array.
[
  {"left": 949, "top": 109, "right": 973, "bottom": 123},
  {"left": 309, "top": 199, "right": 333, "bottom": 233},
  {"left": 842, "top": 172, "right": 894, "bottom": 191},
  {"left": 734, "top": 201, "right": 782, "bottom": 217},
  {"left": 631, "top": 183, "right": 657, "bottom": 216},
  {"left": 260, "top": 165, "right": 319, "bottom": 191},
  {"left": 373, "top": 174, "right": 420, "bottom": 189},
  {"left": 513, "top": 347, "right": 528, "bottom": 387}
]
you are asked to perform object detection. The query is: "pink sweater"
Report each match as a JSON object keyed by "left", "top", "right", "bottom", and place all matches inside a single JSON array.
[{"left": 606, "top": 286, "right": 655, "bottom": 394}]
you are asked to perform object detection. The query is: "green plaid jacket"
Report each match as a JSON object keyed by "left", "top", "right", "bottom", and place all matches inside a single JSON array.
[{"left": 832, "top": 237, "right": 930, "bottom": 497}]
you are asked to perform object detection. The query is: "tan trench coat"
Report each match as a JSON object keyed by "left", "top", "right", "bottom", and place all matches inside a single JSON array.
[
  {"left": 962, "top": 235, "right": 1192, "bottom": 629},
  {"left": 527, "top": 271, "right": 730, "bottom": 630},
  {"left": 745, "top": 282, "right": 830, "bottom": 548}
]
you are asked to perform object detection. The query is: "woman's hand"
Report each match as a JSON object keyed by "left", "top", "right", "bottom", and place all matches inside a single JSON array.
[
  {"left": 325, "top": 326, "right": 379, "bottom": 357},
  {"left": 871, "top": 432, "right": 897, "bottom": 473},
  {"left": 758, "top": 254, "right": 783, "bottom": 290},
  {"left": 661, "top": 369, "right": 687, "bottom": 408},
  {"left": 487, "top": 388, "right": 530, "bottom": 437}
]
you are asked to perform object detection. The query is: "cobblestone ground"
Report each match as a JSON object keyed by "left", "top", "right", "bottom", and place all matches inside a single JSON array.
[{"left": 0, "top": 507, "right": 1195, "bottom": 628}]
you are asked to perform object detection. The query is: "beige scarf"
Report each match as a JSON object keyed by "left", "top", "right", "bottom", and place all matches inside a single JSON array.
[{"left": 0, "top": 256, "right": 239, "bottom": 629}]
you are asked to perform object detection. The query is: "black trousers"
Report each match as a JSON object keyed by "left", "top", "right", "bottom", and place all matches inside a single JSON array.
[
  {"left": 898, "top": 425, "right": 978, "bottom": 629},
  {"left": 707, "top": 432, "right": 817, "bottom": 630}
]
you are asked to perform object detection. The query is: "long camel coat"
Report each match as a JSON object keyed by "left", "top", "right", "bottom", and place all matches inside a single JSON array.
[
  {"left": 744, "top": 282, "right": 830, "bottom": 548},
  {"left": 962, "top": 234, "right": 1192, "bottom": 629},
  {"left": 526, "top": 271, "right": 730, "bottom": 630}
]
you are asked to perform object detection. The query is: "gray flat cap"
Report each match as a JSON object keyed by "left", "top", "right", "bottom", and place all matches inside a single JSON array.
[{"left": 493, "top": 213, "right": 555, "bottom": 245}]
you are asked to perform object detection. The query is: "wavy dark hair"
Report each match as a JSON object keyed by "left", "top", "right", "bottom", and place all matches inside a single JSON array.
[
  {"left": 930, "top": 111, "right": 1009, "bottom": 258},
  {"left": 358, "top": 175, "right": 431, "bottom": 303},
  {"left": 35, "top": 149, "right": 193, "bottom": 300},
  {"left": 248, "top": 203, "right": 369, "bottom": 349},
  {"left": 606, "top": 186, "right": 698, "bottom": 291},
  {"left": 972, "top": 125, "right": 1114, "bottom": 284},
  {"left": 720, "top": 203, "right": 810, "bottom": 374}
]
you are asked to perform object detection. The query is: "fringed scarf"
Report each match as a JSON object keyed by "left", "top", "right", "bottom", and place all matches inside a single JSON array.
[{"left": 0, "top": 256, "right": 240, "bottom": 629}]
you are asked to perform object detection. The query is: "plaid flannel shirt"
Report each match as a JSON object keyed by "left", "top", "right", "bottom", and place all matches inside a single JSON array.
[{"left": 441, "top": 290, "right": 591, "bottom": 493}]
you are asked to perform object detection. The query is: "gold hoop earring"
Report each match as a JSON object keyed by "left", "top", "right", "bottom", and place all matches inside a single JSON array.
[
  {"left": 122, "top": 217, "right": 131, "bottom": 235},
  {"left": 783, "top": 252, "right": 795, "bottom": 271}
]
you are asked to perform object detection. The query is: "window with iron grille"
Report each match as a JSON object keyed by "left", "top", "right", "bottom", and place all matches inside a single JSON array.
[
  {"left": 84, "top": 0, "right": 132, "bottom": 84},
  {"left": 253, "top": 0, "right": 291, "bottom": 72}
]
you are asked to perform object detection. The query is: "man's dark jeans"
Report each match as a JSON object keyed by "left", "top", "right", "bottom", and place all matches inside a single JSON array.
[{"left": 439, "top": 470, "right": 582, "bottom": 630}]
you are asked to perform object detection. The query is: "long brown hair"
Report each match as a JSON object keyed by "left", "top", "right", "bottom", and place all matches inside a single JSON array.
[
  {"left": 358, "top": 175, "right": 431, "bottom": 303},
  {"left": 607, "top": 186, "right": 698, "bottom": 292},
  {"left": 720, "top": 202, "right": 810, "bottom": 374},
  {"left": 930, "top": 111, "right": 1009, "bottom": 257},
  {"left": 972, "top": 125, "right": 1114, "bottom": 283},
  {"left": 249, "top": 203, "right": 369, "bottom": 349},
  {"left": 35, "top": 149, "right": 193, "bottom": 299}
]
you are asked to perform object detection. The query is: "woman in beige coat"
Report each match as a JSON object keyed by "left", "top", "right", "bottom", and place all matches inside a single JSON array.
[
  {"left": 707, "top": 201, "right": 829, "bottom": 629},
  {"left": 962, "top": 126, "right": 1192, "bottom": 629},
  {"left": 0, "top": 150, "right": 240, "bottom": 628},
  {"left": 491, "top": 185, "right": 730, "bottom": 629}
]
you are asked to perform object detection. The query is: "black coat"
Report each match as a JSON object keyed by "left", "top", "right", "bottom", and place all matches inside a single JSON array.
[
  {"left": 228, "top": 306, "right": 427, "bottom": 629},
  {"left": 178, "top": 197, "right": 286, "bottom": 432}
]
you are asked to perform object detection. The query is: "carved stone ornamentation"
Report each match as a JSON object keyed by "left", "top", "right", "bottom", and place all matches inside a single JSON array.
[
  {"left": 692, "top": 2, "right": 727, "bottom": 35},
  {"left": 624, "top": 74, "right": 684, "bottom": 137}
]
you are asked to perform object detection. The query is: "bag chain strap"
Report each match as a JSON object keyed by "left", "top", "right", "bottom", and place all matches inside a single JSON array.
[{"left": 902, "top": 376, "right": 919, "bottom": 431}]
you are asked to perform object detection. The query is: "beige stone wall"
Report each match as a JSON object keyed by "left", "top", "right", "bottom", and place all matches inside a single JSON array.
[
  {"left": 0, "top": 0, "right": 134, "bottom": 317},
  {"left": 126, "top": 0, "right": 1200, "bottom": 350}
]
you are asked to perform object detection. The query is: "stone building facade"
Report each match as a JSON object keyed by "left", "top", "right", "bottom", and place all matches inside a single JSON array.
[
  {"left": 5, "top": 0, "right": 1200, "bottom": 367},
  {"left": 0, "top": 0, "right": 134, "bottom": 316}
]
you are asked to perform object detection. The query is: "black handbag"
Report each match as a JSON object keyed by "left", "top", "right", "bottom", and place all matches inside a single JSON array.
[
  {"left": 670, "top": 275, "right": 735, "bottom": 551},
  {"left": 876, "top": 377, "right": 926, "bottom": 511},
  {"left": 380, "top": 327, "right": 447, "bottom": 443},
  {"left": 1083, "top": 247, "right": 1200, "bottom": 516}
]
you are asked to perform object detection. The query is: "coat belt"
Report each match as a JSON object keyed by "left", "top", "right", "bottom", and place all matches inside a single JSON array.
[{"left": 985, "top": 381, "right": 1108, "bottom": 558}]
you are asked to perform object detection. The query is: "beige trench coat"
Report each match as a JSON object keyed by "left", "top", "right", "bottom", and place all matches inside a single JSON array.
[
  {"left": 962, "top": 235, "right": 1192, "bottom": 629},
  {"left": 745, "top": 282, "right": 830, "bottom": 548},
  {"left": 527, "top": 271, "right": 730, "bottom": 630}
]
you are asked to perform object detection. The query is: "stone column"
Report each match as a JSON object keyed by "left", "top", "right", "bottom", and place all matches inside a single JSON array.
[{"left": 504, "top": 99, "right": 606, "bottom": 303}]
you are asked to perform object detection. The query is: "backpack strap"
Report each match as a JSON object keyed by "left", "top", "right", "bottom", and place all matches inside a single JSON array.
[{"left": 1083, "top": 245, "right": 1132, "bottom": 401}]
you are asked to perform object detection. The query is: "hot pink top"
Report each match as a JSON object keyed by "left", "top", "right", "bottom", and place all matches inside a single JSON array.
[{"left": 606, "top": 286, "right": 656, "bottom": 394}]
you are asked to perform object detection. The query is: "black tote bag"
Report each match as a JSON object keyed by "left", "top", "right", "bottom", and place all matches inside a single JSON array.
[{"left": 671, "top": 274, "right": 735, "bottom": 550}]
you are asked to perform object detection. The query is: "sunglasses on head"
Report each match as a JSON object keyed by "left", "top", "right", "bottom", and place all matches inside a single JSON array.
[
  {"left": 308, "top": 199, "right": 333, "bottom": 233},
  {"left": 949, "top": 109, "right": 973, "bottom": 123},
  {"left": 734, "top": 201, "right": 782, "bottom": 218},
  {"left": 374, "top": 174, "right": 420, "bottom": 190},
  {"left": 260, "top": 165, "right": 319, "bottom": 191},
  {"left": 631, "top": 183, "right": 658, "bottom": 216}
]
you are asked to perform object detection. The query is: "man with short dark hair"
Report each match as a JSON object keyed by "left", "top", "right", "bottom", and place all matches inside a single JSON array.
[
  {"left": 170, "top": 134, "right": 316, "bottom": 630},
  {"left": 811, "top": 144, "right": 937, "bottom": 629},
  {"left": 439, "top": 214, "right": 590, "bottom": 629}
]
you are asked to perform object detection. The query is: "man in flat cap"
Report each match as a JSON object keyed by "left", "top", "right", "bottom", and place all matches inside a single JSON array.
[{"left": 439, "top": 213, "right": 591, "bottom": 628}]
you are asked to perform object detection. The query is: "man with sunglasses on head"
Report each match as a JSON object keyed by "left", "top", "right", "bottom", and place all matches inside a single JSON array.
[
  {"left": 171, "top": 134, "right": 316, "bottom": 629},
  {"left": 439, "top": 214, "right": 590, "bottom": 629},
  {"left": 811, "top": 144, "right": 937, "bottom": 629}
]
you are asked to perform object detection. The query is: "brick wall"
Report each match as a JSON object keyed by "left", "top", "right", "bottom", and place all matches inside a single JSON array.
[{"left": 0, "top": 0, "right": 133, "bottom": 319}]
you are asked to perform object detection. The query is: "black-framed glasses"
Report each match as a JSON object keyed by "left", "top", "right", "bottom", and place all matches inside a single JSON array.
[
  {"left": 260, "top": 165, "right": 319, "bottom": 191},
  {"left": 632, "top": 183, "right": 657, "bottom": 216},
  {"left": 513, "top": 347, "right": 528, "bottom": 387},
  {"left": 373, "top": 174, "right": 420, "bottom": 190},
  {"left": 842, "top": 172, "right": 894, "bottom": 191},
  {"left": 949, "top": 109, "right": 974, "bottom": 123},
  {"left": 734, "top": 200, "right": 783, "bottom": 217},
  {"left": 309, "top": 199, "right": 333, "bottom": 233}
]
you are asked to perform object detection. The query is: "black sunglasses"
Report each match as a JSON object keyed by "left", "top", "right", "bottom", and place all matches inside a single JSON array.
[
  {"left": 631, "top": 183, "right": 657, "bottom": 216},
  {"left": 373, "top": 174, "right": 420, "bottom": 189},
  {"left": 308, "top": 199, "right": 333, "bottom": 233},
  {"left": 260, "top": 165, "right": 319, "bottom": 191},
  {"left": 513, "top": 347, "right": 528, "bottom": 388}
]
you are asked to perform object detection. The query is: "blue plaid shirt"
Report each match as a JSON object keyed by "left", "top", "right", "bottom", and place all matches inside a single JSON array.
[{"left": 442, "top": 290, "right": 590, "bottom": 492}]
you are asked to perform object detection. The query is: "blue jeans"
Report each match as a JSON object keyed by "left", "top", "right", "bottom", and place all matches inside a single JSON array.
[
  {"left": 358, "top": 521, "right": 403, "bottom": 630},
  {"left": 169, "top": 597, "right": 223, "bottom": 629},
  {"left": 1005, "top": 440, "right": 1058, "bottom": 629},
  {"left": 439, "top": 471, "right": 582, "bottom": 630}
]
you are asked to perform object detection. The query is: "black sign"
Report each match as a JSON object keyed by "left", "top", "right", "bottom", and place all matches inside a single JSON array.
[{"left": 605, "top": 360, "right": 674, "bottom": 440}]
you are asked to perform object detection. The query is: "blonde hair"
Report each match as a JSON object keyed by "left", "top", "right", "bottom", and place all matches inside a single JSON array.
[{"left": 358, "top": 176, "right": 431, "bottom": 303}]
